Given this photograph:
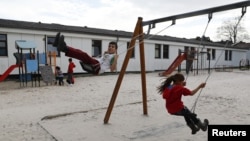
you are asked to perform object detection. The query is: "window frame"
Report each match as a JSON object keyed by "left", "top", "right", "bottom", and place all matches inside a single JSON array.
[
  {"left": 225, "top": 50, "right": 232, "bottom": 61},
  {"left": 0, "top": 34, "right": 8, "bottom": 56},
  {"left": 92, "top": 40, "right": 102, "bottom": 57},
  {"left": 207, "top": 48, "right": 216, "bottom": 60},
  {"left": 47, "top": 36, "right": 60, "bottom": 57},
  {"left": 154, "top": 44, "right": 161, "bottom": 59},
  {"left": 163, "top": 44, "right": 169, "bottom": 59}
]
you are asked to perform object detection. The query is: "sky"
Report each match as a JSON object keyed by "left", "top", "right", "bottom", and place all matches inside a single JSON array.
[{"left": 0, "top": 0, "right": 249, "bottom": 42}]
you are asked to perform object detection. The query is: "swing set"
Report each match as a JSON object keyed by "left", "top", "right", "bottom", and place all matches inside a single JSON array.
[{"left": 104, "top": 1, "right": 250, "bottom": 124}]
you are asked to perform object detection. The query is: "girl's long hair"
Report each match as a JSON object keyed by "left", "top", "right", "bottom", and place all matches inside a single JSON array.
[{"left": 157, "top": 73, "right": 185, "bottom": 94}]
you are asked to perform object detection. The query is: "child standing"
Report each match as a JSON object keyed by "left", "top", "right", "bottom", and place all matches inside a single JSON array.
[
  {"left": 67, "top": 58, "right": 75, "bottom": 86},
  {"left": 55, "top": 66, "right": 64, "bottom": 86},
  {"left": 157, "top": 73, "right": 208, "bottom": 135}
]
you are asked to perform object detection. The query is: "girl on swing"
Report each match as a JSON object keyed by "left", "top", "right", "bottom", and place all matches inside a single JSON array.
[
  {"left": 53, "top": 32, "right": 118, "bottom": 75},
  {"left": 157, "top": 73, "right": 208, "bottom": 135}
]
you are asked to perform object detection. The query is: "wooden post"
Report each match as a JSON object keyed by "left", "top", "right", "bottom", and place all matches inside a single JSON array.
[
  {"left": 104, "top": 17, "right": 146, "bottom": 124},
  {"left": 138, "top": 25, "right": 148, "bottom": 115}
]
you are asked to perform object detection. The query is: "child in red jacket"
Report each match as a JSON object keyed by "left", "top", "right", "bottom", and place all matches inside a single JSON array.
[
  {"left": 157, "top": 73, "right": 208, "bottom": 134},
  {"left": 67, "top": 58, "right": 75, "bottom": 85}
]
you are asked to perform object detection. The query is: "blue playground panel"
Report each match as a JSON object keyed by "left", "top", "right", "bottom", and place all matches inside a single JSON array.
[
  {"left": 38, "top": 53, "right": 46, "bottom": 64},
  {"left": 26, "top": 60, "right": 38, "bottom": 73},
  {"left": 15, "top": 40, "right": 36, "bottom": 49}
]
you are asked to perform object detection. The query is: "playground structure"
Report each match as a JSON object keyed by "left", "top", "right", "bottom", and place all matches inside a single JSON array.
[
  {"left": 239, "top": 59, "right": 250, "bottom": 70},
  {"left": 15, "top": 40, "right": 41, "bottom": 87},
  {"left": 16, "top": 40, "right": 57, "bottom": 87},
  {"left": 158, "top": 50, "right": 187, "bottom": 76},
  {"left": 104, "top": 1, "right": 250, "bottom": 124},
  {"left": 0, "top": 63, "right": 20, "bottom": 82},
  {"left": 158, "top": 47, "right": 210, "bottom": 76},
  {"left": 0, "top": 40, "right": 57, "bottom": 87}
]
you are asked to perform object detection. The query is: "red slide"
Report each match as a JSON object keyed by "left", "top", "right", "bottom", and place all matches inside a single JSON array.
[
  {"left": 159, "top": 53, "right": 187, "bottom": 76},
  {"left": 0, "top": 64, "right": 19, "bottom": 82}
]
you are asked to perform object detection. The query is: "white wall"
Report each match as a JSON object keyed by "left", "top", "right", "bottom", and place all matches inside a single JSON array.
[{"left": 0, "top": 27, "right": 248, "bottom": 75}]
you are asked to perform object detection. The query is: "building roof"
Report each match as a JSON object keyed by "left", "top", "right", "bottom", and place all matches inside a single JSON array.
[
  {"left": 0, "top": 18, "right": 132, "bottom": 37},
  {"left": 0, "top": 18, "right": 248, "bottom": 50}
]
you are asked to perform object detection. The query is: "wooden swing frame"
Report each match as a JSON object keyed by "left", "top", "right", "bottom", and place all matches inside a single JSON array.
[{"left": 104, "top": 1, "right": 250, "bottom": 124}]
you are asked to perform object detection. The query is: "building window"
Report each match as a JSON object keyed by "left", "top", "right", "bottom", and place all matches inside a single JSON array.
[
  {"left": 207, "top": 48, "right": 216, "bottom": 60},
  {"left": 127, "top": 42, "right": 135, "bottom": 58},
  {"left": 47, "top": 37, "right": 60, "bottom": 57},
  {"left": 211, "top": 49, "right": 216, "bottom": 60},
  {"left": 92, "top": 40, "right": 102, "bottom": 57},
  {"left": 0, "top": 34, "right": 7, "bottom": 56},
  {"left": 184, "top": 46, "right": 189, "bottom": 53},
  {"left": 225, "top": 50, "right": 232, "bottom": 61},
  {"left": 163, "top": 44, "right": 169, "bottom": 59},
  {"left": 155, "top": 44, "right": 161, "bottom": 58}
]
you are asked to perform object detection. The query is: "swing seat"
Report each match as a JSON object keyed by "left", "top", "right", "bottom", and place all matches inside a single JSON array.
[{"left": 79, "top": 61, "right": 99, "bottom": 74}]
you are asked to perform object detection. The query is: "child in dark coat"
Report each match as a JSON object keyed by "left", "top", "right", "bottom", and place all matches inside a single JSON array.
[{"left": 55, "top": 66, "right": 64, "bottom": 86}]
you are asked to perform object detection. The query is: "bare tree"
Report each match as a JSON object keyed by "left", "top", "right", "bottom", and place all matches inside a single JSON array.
[{"left": 216, "top": 16, "right": 249, "bottom": 43}]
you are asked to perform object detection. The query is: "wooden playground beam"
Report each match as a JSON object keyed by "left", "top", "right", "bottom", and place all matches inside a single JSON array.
[
  {"left": 142, "top": 1, "right": 250, "bottom": 27},
  {"left": 104, "top": 17, "right": 147, "bottom": 124},
  {"left": 138, "top": 26, "right": 148, "bottom": 115}
]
